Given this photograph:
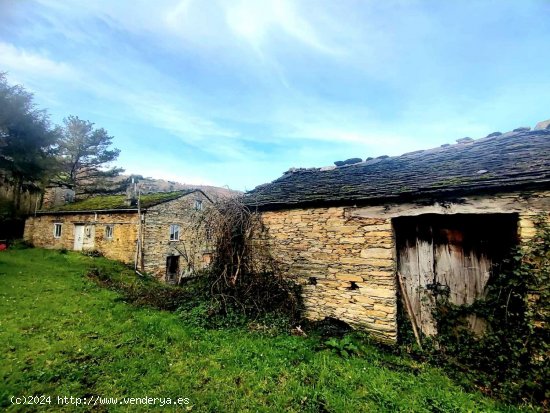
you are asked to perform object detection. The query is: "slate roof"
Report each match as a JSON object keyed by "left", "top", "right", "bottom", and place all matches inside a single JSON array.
[
  {"left": 39, "top": 190, "right": 201, "bottom": 213},
  {"left": 246, "top": 129, "right": 550, "bottom": 209}
]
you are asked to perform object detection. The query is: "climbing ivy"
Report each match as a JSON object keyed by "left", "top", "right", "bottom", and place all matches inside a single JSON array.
[{"left": 426, "top": 215, "right": 549, "bottom": 406}]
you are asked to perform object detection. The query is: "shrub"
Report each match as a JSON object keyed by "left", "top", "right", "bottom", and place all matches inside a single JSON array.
[
  {"left": 82, "top": 249, "right": 103, "bottom": 257},
  {"left": 86, "top": 265, "right": 192, "bottom": 312},
  {"left": 200, "top": 197, "right": 302, "bottom": 322},
  {"left": 324, "top": 335, "right": 363, "bottom": 358},
  {"left": 423, "top": 215, "right": 550, "bottom": 405},
  {"left": 9, "top": 239, "right": 34, "bottom": 249}
]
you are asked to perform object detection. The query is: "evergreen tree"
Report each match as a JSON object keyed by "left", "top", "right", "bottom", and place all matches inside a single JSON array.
[
  {"left": 55, "top": 115, "right": 124, "bottom": 197},
  {"left": 0, "top": 73, "right": 59, "bottom": 213}
]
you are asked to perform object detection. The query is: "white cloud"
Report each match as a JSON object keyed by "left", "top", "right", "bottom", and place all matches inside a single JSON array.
[
  {"left": 0, "top": 42, "right": 77, "bottom": 82},
  {"left": 0, "top": 39, "right": 243, "bottom": 148},
  {"left": 224, "top": 0, "right": 339, "bottom": 55},
  {"left": 34, "top": 0, "right": 344, "bottom": 59},
  {"left": 120, "top": 92, "right": 240, "bottom": 141}
]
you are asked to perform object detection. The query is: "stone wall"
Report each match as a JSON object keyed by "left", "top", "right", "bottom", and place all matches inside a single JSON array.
[
  {"left": 23, "top": 192, "right": 215, "bottom": 276},
  {"left": 258, "top": 190, "right": 550, "bottom": 344},
  {"left": 260, "top": 207, "right": 397, "bottom": 343},
  {"left": 142, "top": 192, "right": 212, "bottom": 280},
  {"left": 24, "top": 212, "right": 139, "bottom": 263}
]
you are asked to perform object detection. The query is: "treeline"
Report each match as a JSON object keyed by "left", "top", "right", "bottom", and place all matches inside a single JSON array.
[{"left": 0, "top": 73, "right": 124, "bottom": 219}]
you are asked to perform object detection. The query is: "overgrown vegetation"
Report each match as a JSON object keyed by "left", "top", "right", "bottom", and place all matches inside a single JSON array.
[
  {"left": 408, "top": 216, "right": 549, "bottom": 407},
  {"left": 0, "top": 248, "right": 526, "bottom": 412},
  {"left": 194, "top": 197, "right": 302, "bottom": 324},
  {"left": 87, "top": 264, "right": 194, "bottom": 312}
]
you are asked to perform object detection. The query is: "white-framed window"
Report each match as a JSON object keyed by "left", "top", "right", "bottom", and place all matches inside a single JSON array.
[
  {"left": 194, "top": 199, "right": 203, "bottom": 211},
  {"left": 169, "top": 224, "right": 180, "bottom": 241},
  {"left": 105, "top": 225, "right": 114, "bottom": 239},
  {"left": 53, "top": 223, "right": 62, "bottom": 238}
]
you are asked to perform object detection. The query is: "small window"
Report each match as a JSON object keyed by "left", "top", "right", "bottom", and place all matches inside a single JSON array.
[
  {"left": 105, "top": 225, "right": 114, "bottom": 239},
  {"left": 194, "top": 199, "right": 203, "bottom": 211},
  {"left": 169, "top": 224, "right": 180, "bottom": 241},
  {"left": 53, "top": 223, "right": 62, "bottom": 238}
]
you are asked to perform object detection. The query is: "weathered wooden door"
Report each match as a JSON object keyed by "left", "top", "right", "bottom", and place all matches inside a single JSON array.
[
  {"left": 74, "top": 224, "right": 84, "bottom": 250},
  {"left": 395, "top": 214, "right": 517, "bottom": 337},
  {"left": 397, "top": 225, "right": 437, "bottom": 336}
]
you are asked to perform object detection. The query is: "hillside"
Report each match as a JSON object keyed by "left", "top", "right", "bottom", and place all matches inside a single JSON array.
[
  {"left": 116, "top": 174, "right": 240, "bottom": 201},
  {"left": 42, "top": 174, "right": 241, "bottom": 210}
]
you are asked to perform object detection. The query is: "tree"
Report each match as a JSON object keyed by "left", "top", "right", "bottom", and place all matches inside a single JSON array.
[
  {"left": 55, "top": 115, "right": 124, "bottom": 197},
  {"left": 0, "top": 73, "right": 60, "bottom": 212}
]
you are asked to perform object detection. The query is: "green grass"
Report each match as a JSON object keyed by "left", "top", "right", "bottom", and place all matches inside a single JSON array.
[{"left": 0, "top": 248, "right": 534, "bottom": 412}]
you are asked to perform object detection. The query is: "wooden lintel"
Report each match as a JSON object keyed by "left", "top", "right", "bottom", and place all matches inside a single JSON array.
[{"left": 346, "top": 194, "right": 550, "bottom": 219}]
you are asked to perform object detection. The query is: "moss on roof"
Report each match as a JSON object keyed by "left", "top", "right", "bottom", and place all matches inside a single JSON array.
[
  {"left": 42, "top": 190, "right": 194, "bottom": 212},
  {"left": 246, "top": 129, "right": 550, "bottom": 208}
]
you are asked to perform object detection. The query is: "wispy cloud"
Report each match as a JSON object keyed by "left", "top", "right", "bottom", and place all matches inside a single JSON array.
[
  {"left": 225, "top": 0, "right": 340, "bottom": 56},
  {"left": 0, "top": 42, "right": 77, "bottom": 83}
]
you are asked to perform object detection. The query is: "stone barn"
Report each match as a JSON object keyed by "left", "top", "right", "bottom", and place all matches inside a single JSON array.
[
  {"left": 246, "top": 128, "right": 550, "bottom": 343},
  {"left": 24, "top": 189, "right": 213, "bottom": 282}
]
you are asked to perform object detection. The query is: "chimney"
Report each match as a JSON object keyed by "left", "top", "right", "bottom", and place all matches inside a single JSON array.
[
  {"left": 125, "top": 177, "right": 137, "bottom": 207},
  {"left": 534, "top": 119, "right": 550, "bottom": 130},
  {"left": 456, "top": 137, "right": 474, "bottom": 144},
  {"left": 334, "top": 157, "right": 363, "bottom": 167}
]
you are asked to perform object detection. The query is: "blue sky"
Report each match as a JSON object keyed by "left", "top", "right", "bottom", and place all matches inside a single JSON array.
[{"left": 1, "top": 0, "right": 549, "bottom": 190}]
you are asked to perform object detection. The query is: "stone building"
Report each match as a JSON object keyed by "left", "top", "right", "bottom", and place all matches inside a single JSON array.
[
  {"left": 24, "top": 189, "right": 213, "bottom": 282},
  {"left": 246, "top": 128, "right": 550, "bottom": 343}
]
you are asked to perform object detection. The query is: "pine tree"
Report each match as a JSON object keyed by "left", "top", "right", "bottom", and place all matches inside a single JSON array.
[{"left": 55, "top": 115, "right": 124, "bottom": 197}]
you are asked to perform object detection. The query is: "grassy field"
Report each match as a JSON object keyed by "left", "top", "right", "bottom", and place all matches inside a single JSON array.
[{"left": 0, "top": 248, "right": 533, "bottom": 412}]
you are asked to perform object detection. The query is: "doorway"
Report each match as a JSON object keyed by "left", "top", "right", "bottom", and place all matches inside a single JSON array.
[
  {"left": 74, "top": 224, "right": 95, "bottom": 251},
  {"left": 394, "top": 213, "right": 518, "bottom": 336},
  {"left": 74, "top": 224, "right": 84, "bottom": 250},
  {"left": 166, "top": 255, "right": 180, "bottom": 282}
]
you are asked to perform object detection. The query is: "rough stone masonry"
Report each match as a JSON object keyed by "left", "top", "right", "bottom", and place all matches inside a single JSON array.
[
  {"left": 260, "top": 207, "right": 398, "bottom": 343},
  {"left": 257, "top": 190, "right": 550, "bottom": 344}
]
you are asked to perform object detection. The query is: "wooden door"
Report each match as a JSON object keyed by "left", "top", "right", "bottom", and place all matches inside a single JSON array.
[
  {"left": 74, "top": 224, "right": 84, "bottom": 250},
  {"left": 398, "top": 227, "right": 437, "bottom": 336},
  {"left": 395, "top": 214, "right": 517, "bottom": 337}
]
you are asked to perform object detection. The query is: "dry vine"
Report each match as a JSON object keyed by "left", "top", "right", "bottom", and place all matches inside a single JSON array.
[{"left": 193, "top": 196, "right": 301, "bottom": 319}]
